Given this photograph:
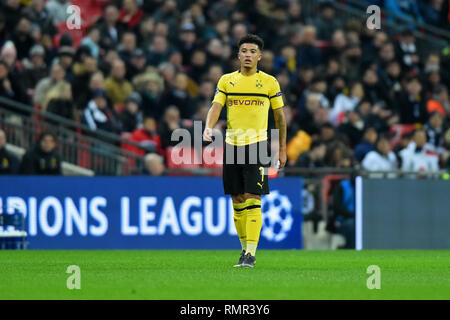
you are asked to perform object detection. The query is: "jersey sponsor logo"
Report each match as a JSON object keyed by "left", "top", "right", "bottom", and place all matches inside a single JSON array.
[
  {"left": 228, "top": 99, "right": 264, "bottom": 106},
  {"left": 215, "top": 87, "right": 219, "bottom": 95},
  {"left": 275, "top": 92, "right": 282, "bottom": 97}
]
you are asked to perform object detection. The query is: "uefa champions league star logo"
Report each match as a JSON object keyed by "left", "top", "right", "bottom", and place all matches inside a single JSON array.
[{"left": 261, "top": 191, "right": 293, "bottom": 242}]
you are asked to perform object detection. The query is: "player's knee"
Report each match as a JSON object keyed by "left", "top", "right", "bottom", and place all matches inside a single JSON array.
[
  {"left": 244, "top": 193, "right": 261, "bottom": 201},
  {"left": 232, "top": 194, "right": 246, "bottom": 203}
]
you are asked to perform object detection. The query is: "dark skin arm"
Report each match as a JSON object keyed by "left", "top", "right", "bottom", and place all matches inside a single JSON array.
[
  {"left": 203, "top": 102, "right": 223, "bottom": 141},
  {"left": 273, "top": 107, "right": 287, "bottom": 168}
]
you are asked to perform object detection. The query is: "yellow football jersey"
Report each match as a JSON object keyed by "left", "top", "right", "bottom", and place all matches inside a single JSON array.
[{"left": 212, "top": 70, "right": 284, "bottom": 146}]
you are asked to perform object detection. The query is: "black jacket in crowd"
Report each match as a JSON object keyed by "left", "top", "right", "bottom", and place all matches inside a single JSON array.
[
  {"left": 19, "top": 144, "right": 62, "bottom": 175},
  {"left": 0, "top": 146, "right": 20, "bottom": 174}
]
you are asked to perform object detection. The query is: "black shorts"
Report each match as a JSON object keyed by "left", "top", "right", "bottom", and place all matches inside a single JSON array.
[{"left": 222, "top": 141, "right": 271, "bottom": 195}]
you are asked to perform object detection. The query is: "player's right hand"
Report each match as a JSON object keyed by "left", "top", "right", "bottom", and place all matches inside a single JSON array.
[{"left": 203, "top": 127, "right": 213, "bottom": 142}]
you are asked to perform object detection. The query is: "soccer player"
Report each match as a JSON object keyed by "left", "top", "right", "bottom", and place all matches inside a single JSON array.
[{"left": 203, "top": 34, "right": 287, "bottom": 268}]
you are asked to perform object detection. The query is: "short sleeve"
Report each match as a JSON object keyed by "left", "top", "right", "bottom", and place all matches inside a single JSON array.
[
  {"left": 269, "top": 77, "right": 284, "bottom": 110},
  {"left": 212, "top": 75, "right": 227, "bottom": 106}
]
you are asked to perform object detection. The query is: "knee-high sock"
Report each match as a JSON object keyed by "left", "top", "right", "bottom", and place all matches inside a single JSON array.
[
  {"left": 245, "top": 198, "right": 262, "bottom": 256},
  {"left": 233, "top": 201, "right": 248, "bottom": 251}
]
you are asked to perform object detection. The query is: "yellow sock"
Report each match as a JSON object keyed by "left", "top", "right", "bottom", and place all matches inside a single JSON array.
[
  {"left": 233, "top": 201, "right": 247, "bottom": 251},
  {"left": 245, "top": 198, "right": 262, "bottom": 256}
]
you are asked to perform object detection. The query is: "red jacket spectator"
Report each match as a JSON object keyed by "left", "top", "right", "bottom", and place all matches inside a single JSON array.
[
  {"left": 119, "top": 1, "right": 143, "bottom": 30},
  {"left": 130, "top": 117, "right": 164, "bottom": 156}
]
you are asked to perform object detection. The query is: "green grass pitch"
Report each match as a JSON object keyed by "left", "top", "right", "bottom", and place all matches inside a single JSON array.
[{"left": 0, "top": 250, "right": 449, "bottom": 300}]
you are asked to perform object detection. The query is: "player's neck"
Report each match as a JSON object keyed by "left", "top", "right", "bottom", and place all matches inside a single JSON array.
[{"left": 240, "top": 66, "right": 258, "bottom": 77}]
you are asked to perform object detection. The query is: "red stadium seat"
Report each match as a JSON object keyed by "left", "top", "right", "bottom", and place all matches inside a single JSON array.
[
  {"left": 166, "top": 146, "right": 201, "bottom": 175},
  {"left": 202, "top": 146, "right": 223, "bottom": 176},
  {"left": 389, "top": 124, "right": 416, "bottom": 148}
]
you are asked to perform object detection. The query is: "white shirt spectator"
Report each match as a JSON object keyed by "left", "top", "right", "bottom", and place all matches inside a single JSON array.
[
  {"left": 362, "top": 150, "right": 398, "bottom": 171},
  {"left": 329, "top": 93, "right": 360, "bottom": 125},
  {"left": 399, "top": 142, "right": 439, "bottom": 172}
]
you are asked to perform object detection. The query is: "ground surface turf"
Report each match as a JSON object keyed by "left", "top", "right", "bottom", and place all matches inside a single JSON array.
[{"left": 0, "top": 250, "right": 449, "bottom": 299}]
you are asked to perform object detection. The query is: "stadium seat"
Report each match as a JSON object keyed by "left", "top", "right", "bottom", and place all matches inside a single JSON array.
[
  {"left": 53, "top": 22, "right": 86, "bottom": 49},
  {"left": 166, "top": 146, "right": 201, "bottom": 176},
  {"left": 389, "top": 124, "right": 416, "bottom": 148},
  {"left": 202, "top": 146, "right": 223, "bottom": 176}
]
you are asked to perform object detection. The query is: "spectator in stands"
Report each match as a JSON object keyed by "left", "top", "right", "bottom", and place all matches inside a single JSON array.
[
  {"left": 19, "top": 131, "right": 62, "bottom": 175},
  {"left": 395, "top": 28, "right": 421, "bottom": 72},
  {"left": 21, "top": 45, "right": 48, "bottom": 97},
  {"left": 2, "top": 0, "right": 23, "bottom": 32},
  {"left": 323, "top": 30, "right": 347, "bottom": 64},
  {"left": 341, "top": 40, "right": 363, "bottom": 82},
  {"left": 188, "top": 49, "right": 208, "bottom": 84},
  {"left": 362, "top": 68, "right": 388, "bottom": 106},
  {"left": 33, "top": 61, "right": 66, "bottom": 107},
  {"left": 397, "top": 75, "right": 428, "bottom": 125},
  {"left": 354, "top": 126, "right": 378, "bottom": 162},
  {"left": 72, "top": 54, "right": 98, "bottom": 108},
  {"left": 295, "top": 140, "right": 326, "bottom": 168},
  {"left": 426, "top": 85, "right": 449, "bottom": 117},
  {"left": 133, "top": 71, "right": 165, "bottom": 120},
  {"left": 297, "top": 25, "right": 321, "bottom": 67},
  {"left": 97, "top": 3, "right": 123, "bottom": 50},
  {"left": 377, "top": 41, "right": 397, "bottom": 69},
  {"left": 400, "top": 129, "right": 439, "bottom": 172},
  {"left": 45, "top": 0, "right": 72, "bottom": 24},
  {"left": 130, "top": 115, "right": 164, "bottom": 156},
  {"left": 330, "top": 82, "right": 365, "bottom": 125},
  {"left": 298, "top": 93, "right": 322, "bottom": 136},
  {"left": 337, "top": 110, "right": 365, "bottom": 148},
  {"left": 10, "top": 17, "right": 35, "bottom": 61},
  {"left": 361, "top": 136, "right": 398, "bottom": 171},
  {"left": 0, "top": 59, "right": 27, "bottom": 106},
  {"left": 83, "top": 89, "right": 122, "bottom": 135},
  {"left": 160, "top": 72, "right": 194, "bottom": 119},
  {"left": 0, "top": 129, "right": 20, "bottom": 174},
  {"left": 177, "top": 22, "right": 198, "bottom": 67},
  {"left": 137, "top": 16, "right": 154, "bottom": 49},
  {"left": 424, "top": 111, "right": 445, "bottom": 154},
  {"left": 45, "top": 81, "right": 74, "bottom": 122},
  {"left": 80, "top": 26, "right": 101, "bottom": 59},
  {"left": 57, "top": 46, "right": 75, "bottom": 81},
  {"left": 119, "top": 0, "right": 144, "bottom": 30},
  {"left": 22, "top": 0, "right": 57, "bottom": 36},
  {"left": 143, "top": 153, "right": 166, "bottom": 176},
  {"left": 158, "top": 105, "right": 182, "bottom": 150},
  {"left": 126, "top": 48, "right": 147, "bottom": 81},
  {"left": 312, "top": 0, "right": 341, "bottom": 41},
  {"left": 379, "top": 60, "right": 402, "bottom": 107},
  {"left": 331, "top": 176, "right": 356, "bottom": 249},
  {"left": 104, "top": 58, "right": 133, "bottom": 106},
  {"left": 0, "top": 40, "right": 19, "bottom": 74},
  {"left": 147, "top": 35, "right": 171, "bottom": 67},
  {"left": 118, "top": 31, "right": 137, "bottom": 66},
  {"left": 423, "top": 65, "right": 442, "bottom": 96},
  {"left": 119, "top": 92, "right": 143, "bottom": 133}
]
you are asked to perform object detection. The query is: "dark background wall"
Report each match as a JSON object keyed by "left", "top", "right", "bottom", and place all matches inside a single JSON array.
[{"left": 362, "top": 179, "right": 450, "bottom": 249}]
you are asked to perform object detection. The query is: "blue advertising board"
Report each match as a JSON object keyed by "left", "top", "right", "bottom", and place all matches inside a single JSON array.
[{"left": 0, "top": 177, "right": 303, "bottom": 249}]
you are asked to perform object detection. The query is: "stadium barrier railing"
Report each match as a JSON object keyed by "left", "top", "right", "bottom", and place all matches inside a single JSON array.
[{"left": 0, "top": 96, "right": 153, "bottom": 175}]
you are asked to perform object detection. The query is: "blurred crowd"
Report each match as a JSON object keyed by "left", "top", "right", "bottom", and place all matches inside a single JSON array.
[{"left": 0, "top": 0, "right": 449, "bottom": 176}]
